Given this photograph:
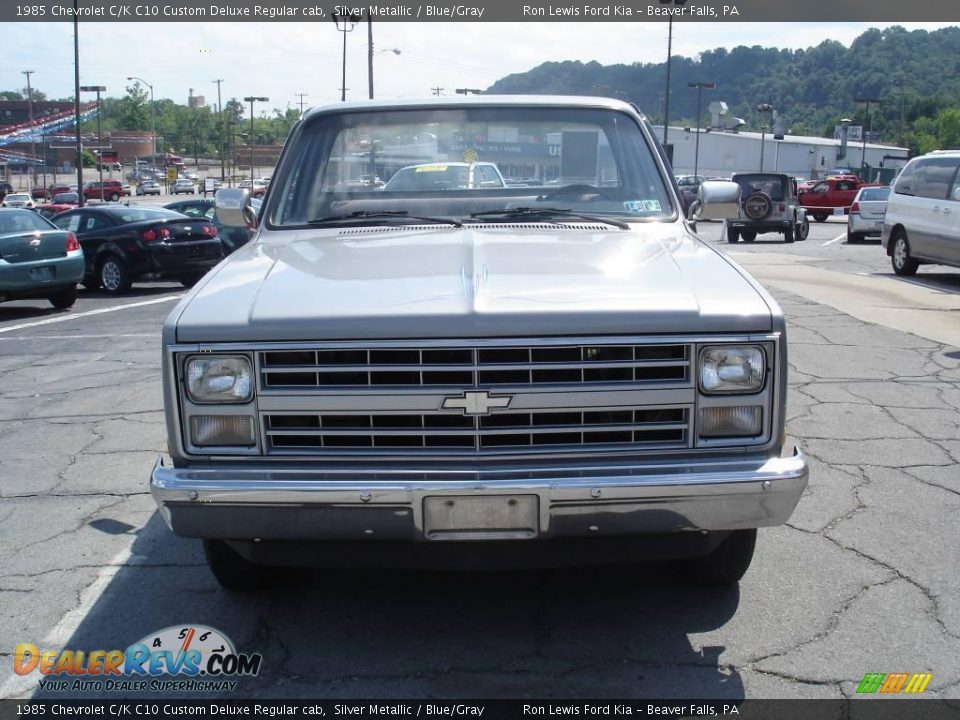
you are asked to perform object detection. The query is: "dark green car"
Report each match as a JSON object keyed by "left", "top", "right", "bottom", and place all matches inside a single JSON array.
[{"left": 0, "top": 209, "right": 85, "bottom": 309}]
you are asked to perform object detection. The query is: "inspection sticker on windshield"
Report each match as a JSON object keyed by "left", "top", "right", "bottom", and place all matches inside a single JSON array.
[
  {"left": 415, "top": 165, "right": 448, "bottom": 173},
  {"left": 624, "top": 199, "right": 662, "bottom": 213}
]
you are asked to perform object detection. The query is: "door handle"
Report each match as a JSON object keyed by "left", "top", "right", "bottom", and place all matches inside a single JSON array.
[
  {"left": 944, "top": 207, "right": 952, "bottom": 214},
  {"left": 932, "top": 206, "right": 940, "bottom": 213}
]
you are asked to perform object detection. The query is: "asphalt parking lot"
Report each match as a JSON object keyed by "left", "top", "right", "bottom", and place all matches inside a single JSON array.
[{"left": 1, "top": 217, "right": 959, "bottom": 700}]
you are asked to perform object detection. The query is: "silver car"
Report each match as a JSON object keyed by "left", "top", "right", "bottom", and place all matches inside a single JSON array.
[
  {"left": 151, "top": 96, "right": 808, "bottom": 590},
  {"left": 847, "top": 186, "right": 890, "bottom": 243}
]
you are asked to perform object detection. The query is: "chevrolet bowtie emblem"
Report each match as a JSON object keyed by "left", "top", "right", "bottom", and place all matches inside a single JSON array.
[{"left": 441, "top": 391, "right": 512, "bottom": 416}]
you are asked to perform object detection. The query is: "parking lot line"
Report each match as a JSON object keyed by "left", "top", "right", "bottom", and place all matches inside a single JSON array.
[
  {"left": 822, "top": 233, "right": 847, "bottom": 246},
  {"left": 0, "top": 295, "right": 183, "bottom": 335}
]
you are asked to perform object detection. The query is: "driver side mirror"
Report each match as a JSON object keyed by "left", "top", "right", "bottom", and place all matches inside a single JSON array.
[
  {"left": 693, "top": 180, "right": 741, "bottom": 221},
  {"left": 953, "top": 187, "right": 960, "bottom": 202},
  {"left": 215, "top": 187, "right": 256, "bottom": 229}
]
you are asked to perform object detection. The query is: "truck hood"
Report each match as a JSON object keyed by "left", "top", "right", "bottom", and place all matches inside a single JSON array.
[{"left": 172, "top": 223, "right": 775, "bottom": 342}]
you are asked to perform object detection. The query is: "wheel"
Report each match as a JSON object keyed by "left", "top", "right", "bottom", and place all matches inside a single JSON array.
[
  {"left": 683, "top": 529, "right": 757, "bottom": 586},
  {"left": 179, "top": 272, "right": 205, "bottom": 288},
  {"left": 743, "top": 192, "right": 772, "bottom": 220},
  {"left": 798, "top": 216, "right": 810, "bottom": 240},
  {"left": 740, "top": 231, "right": 757, "bottom": 243},
  {"left": 847, "top": 231, "right": 864, "bottom": 244},
  {"left": 48, "top": 287, "right": 78, "bottom": 309},
  {"left": 109, "top": 192, "right": 120, "bottom": 202},
  {"left": 98, "top": 254, "right": 132, "bottom": 294},
  {"left": 812, "top": 212, "right": 828, "bottom": 223},
  {"left": 784, "top": 225, "right": 795, "bottom": 243},
  {"left": 726, "top": 226, "right": 739, "bottom": 244},
  {"left": 203, "top": 540, "right": 275, "bottom": 591},
  {"left": 891, "top": 231, "right": 919, "bottom": 276}
]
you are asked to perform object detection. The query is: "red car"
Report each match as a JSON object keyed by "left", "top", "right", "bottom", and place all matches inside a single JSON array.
[
  {"left": 31, "top": 186, "right": 50, "bottom": 200},
  {"left": 34, "top": 203, "right": 77, "bottom": 220},
  {"left": 82, "top": 180, "right": 125, "bottom": 202},
  {"left": 799, "top": 175, "right": 882, "bottom": 222}
]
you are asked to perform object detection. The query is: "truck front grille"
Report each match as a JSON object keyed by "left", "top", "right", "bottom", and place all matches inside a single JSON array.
[
  {"left": 263, "top": 407, "right": 689, "bottom": 454},
  {"left": 259, "top": 343, "right": 689, "bottom": 390}
]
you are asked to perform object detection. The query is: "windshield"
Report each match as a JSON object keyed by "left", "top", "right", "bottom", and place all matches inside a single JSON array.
[
  {"left": 270, "top": 105, "right": 673, "bottom": 227},
  {"left": 110, "top": 207, "right": 185, "bottom": 223}
]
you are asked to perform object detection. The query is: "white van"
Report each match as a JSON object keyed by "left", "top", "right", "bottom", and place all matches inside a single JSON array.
[{"left": 882, "top": 150, "right": 960, "bottom": 276}]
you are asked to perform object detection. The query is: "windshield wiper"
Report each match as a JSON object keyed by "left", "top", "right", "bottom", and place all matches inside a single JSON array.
[
  {"left": 468, "top": 207, "right": 628, "bottom": 230},
  {"left": 308, "top": 210, "right": 461, "bottom": 227}
]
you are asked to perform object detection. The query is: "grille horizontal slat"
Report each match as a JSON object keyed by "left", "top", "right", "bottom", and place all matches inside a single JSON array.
[
  {"left": 263, "top": 408, "right": 689, "bottom": 454},
  {"left": 260, "top": 343, "right": 690, "bottom": 390}
]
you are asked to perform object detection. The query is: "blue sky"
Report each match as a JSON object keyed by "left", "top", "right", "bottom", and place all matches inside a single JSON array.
[{"left": 1, "top": 22, "right": 954, "bottom": 114}]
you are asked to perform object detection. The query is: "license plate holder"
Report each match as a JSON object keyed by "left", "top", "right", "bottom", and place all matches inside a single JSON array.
[
  {"left": 423, "top": 495, "right": 539, "bottom": 541},
  {"left": 29, "top": 266, "right": 54, "bottom": 281}
]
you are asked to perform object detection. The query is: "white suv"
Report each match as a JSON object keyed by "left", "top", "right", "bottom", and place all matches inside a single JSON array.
[{"left": 882, "top": 150, "right": 960, "bottom": 276}]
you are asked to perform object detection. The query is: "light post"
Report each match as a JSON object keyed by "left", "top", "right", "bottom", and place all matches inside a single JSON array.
[
  {"left": 663, "top": 17, "right": 673, "bottom": 147},
  {"left": 126, "top": 76, "right": 156, "bottom": 165},
  {"left": 688, "top": 82, "right": 715, "bottom": 179},
  {"left": 72, "top": 1, "right": 82, "bottom": 206},
  {"left": 80, "top": 85, "right": 106, "bottom": 194},
  {"left": 243, "top": 96, "right": 268, "bottom": 181},
  {"left": 213, "top": 79, "right": 225, "bottom": 181},
  {"left": 757, "top": 103, "right": 773, "bottom": 171},
  {"left": 333, "top": 12, "right": 359, "bottom": 102},
  {"left": 854, "top": 96, "right": 882, "bottom": 179},
  {"left": 22, "top": 70, "right": 35, "bottom": 185}
]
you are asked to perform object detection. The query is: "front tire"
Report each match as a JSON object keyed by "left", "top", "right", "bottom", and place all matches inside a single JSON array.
[
  {"left": 109, "top": 192, "right": 120, "bottom": 202},
  {"left": 891, "top": 231, "right": 919, "bottom": 276},
  {"left": 784, "top": 225, "right": 795, "bottom": 243},
  {"left": 204, "top": 540, "right": 275, "bottom": 591},
  {"left": 683, "top": 529, "right": 757, "bottom": 586},
  {"left": 98, "top": 254, "right": 132, "bottom": 294},
  {"left": 798, "top": 216, "right": 810, "bottom": 240},
  {"left": 726, "top": 226, "right": 739, "bottom": 244},
  {"left": 48, "top": 287, "right": 78, "bottom": 309}
]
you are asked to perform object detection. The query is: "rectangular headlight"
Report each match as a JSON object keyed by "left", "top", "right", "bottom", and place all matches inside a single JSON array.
[
  {"left": 190, "top": 415, "right": 256, "bottom": 446},
  {"left": 699, "top": 346, "right": 765, "bottom": 394},
  {"left": 699, "top": 406, "right": 763, "bottom": 438},
  {"left": 185, "top": 355, "right": 252, "bottom": 403}
]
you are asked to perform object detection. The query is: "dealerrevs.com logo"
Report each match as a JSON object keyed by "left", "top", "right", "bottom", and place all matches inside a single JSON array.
[{"left": 14, "top": 625, "right": 262, "bottom": 693}]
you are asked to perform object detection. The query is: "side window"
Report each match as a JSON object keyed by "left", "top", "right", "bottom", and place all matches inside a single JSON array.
[
  {"left": 894, "top": 162, "right": 921, "bottom": 196},
  {"left": 180, "top": 205, "right": 205, "bottom": 218},
  {"left": 53, "top": 214, "right": 82, "bottom": 232},
  {"left": 950, "top": 166, "right": 960, "bottom": 203},
  {"left": 915, "top": 158, "right": 959, "bottom": 200},
  {"left": 84, "top": 215, "right": 112, "bottom": 232},
  {"left": 810, "top": 182, "right": 828, "bottom": 193},
  {"left": 835, "top": 181, "right": 851, "bottom": 191}
]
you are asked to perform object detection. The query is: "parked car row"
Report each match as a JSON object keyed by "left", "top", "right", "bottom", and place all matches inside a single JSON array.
[{"left": 1, "top": 194, "right": 254, "bottom": 310}]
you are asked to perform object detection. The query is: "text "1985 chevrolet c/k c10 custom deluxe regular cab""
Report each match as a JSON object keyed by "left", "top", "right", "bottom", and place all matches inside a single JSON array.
[{"left": 150, "top": 96, "right": 808, "bottom": 590}]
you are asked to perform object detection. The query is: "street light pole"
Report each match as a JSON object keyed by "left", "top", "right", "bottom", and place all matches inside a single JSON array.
[
  {"left": 72, "top": 1, "right": 83, "bottom": 207},
  {"left": 80, "top": 85, "right": 106, "bottom": 196},
  {"left": 688, "top": 82, "right": 715, "bottom": 179},
  {"left": 213, "top": 79, "right": 225, "bottom": 181},
  {"left": 757, "top": 103, "right": 773, "bottom": 172},
  {"left": 333, "top": 13, "right": 359, "bottom": 102},
  {"left": 662, "top": 17, "right": 673, "bottom": 148},
  {"left": 854, "top": 96, "right": 882, "bottom": 178},
  {"left": 127, "top": 76, "right": 156, "bottom": 166},
  {"left": 243, "top": 96, "right": 268, "bottom": 181},
  {"left": 22, "top": 70, "right": 36, "bottom": 185}
]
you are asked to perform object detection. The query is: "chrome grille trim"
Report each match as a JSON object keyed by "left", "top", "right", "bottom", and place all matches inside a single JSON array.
[{"left": 259, "top": 343, "right": 691, "bottom": 391}]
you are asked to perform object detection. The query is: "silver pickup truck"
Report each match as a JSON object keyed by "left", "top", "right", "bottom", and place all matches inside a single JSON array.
[{"left": 150, "top": 96, "right": 807, "bottom": 590}]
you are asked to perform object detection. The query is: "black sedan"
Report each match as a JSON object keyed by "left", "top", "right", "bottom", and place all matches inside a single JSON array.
[
  {"left": 50, "top": 206, "right": 224, "bottom": 294},
  {"left": 163, "top": 198, "right": 251, "bottom": 254}
]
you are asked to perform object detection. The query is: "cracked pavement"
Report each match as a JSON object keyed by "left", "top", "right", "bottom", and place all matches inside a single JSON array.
[{"left": 1, "top": 237, "right": 959, "bottom": 700}]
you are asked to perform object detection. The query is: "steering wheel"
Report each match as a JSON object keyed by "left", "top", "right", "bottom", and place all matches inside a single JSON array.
[{"left": 537, "top": 184, "right": 618, "bottom": 202}]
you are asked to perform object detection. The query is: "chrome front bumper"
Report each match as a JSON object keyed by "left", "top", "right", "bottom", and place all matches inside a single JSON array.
[{"left": 150, "top": 449, "right": 807, "bottom": 542}]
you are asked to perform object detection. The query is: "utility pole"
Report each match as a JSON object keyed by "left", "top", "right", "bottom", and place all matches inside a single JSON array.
[
  {"left": 295, "top": 93, "right": 309, "bottom": 115},
  {"left": 22, "top": 70, "right": 36, "bottom": 186},
  {"left": 72, "top": 1, "right": 83, "bottom": 207},
  {"left": 662, "top": 17, "right": 673, "bottom": 147},
  {"left": 854, "top": 96, "right": 882, "bottom": 177},
  {"left": 688, "top": 82, "right": 715, "bottom": 179},
  {"left": 213, "top": 79, "right": 225, "bottom": 181},
  {"left": 431, "top": 86, "right": 444, "bottom": 96},
  {"left": 367, "top": 16, "right": 374, "bottom": 100},
  {"left": 898, "top": 78, "right": 906, "bottom": 149}
]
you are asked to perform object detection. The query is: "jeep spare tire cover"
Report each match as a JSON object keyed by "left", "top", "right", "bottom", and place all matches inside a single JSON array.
[{"left": 744, "top": 192, "right": 773, "bottom": 220}]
